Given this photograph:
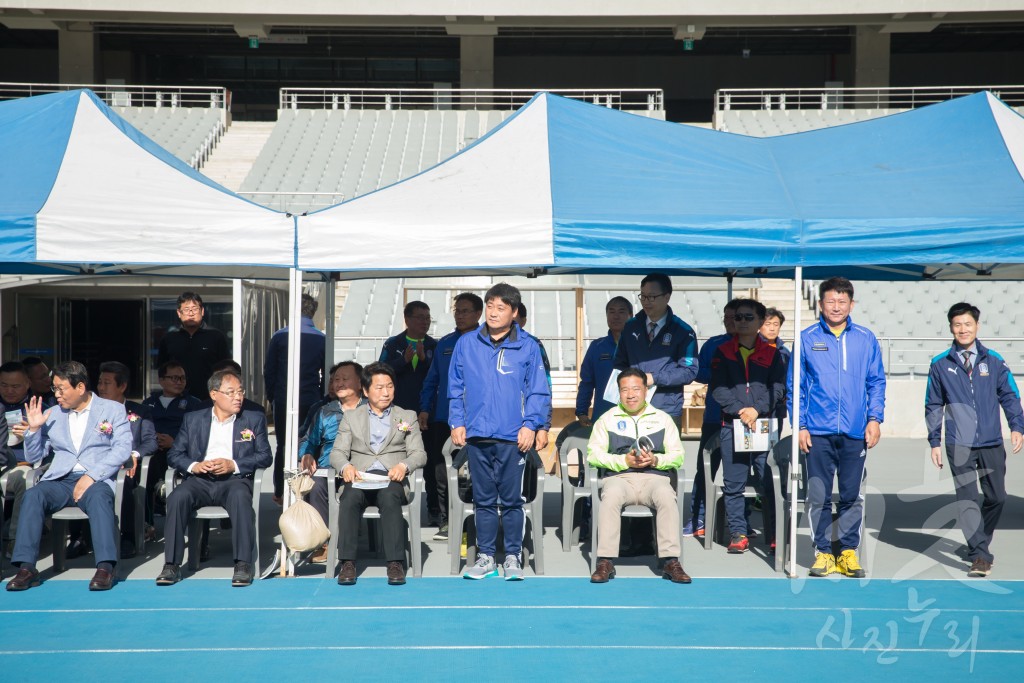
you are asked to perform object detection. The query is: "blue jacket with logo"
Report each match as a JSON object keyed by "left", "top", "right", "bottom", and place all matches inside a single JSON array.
[
  {"left": 447, "top": 323, "right": 551, "bottom": 441},
  {"left": 419, "top": 329, "right": 463, "bottom": 423},
  {"left": 612, "top": 307, "right": 699, "bottom": 418},
  {"left": 788, "top": 315, "right": 886, "bottom": 439},
  {"left": 576, "top": 333, "right": 618, "bottom": 421},
  {"left": 380, "top": 331, "right": 437, "bottom": 413},
  {"left": 925, "top": 340, "right": 1024, "bottom": 448}
]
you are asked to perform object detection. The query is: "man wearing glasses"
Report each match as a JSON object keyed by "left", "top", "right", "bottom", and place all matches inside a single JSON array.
[
  {"left": 613, "top": 273, "right": 700, "bottom": 428},
  {"left": 158, "top": 292, "right": 231, "bottom": 401},
  {"left": 156, "top": 369, "right": 271, "bottom": 587},
  {"left": 380, "top": 301, "right": 437, "bottom": 415}
]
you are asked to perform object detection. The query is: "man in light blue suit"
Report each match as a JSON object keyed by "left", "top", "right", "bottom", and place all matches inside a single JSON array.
[{"left": 6, "top": 361, "right": 133, "bottom": 592}]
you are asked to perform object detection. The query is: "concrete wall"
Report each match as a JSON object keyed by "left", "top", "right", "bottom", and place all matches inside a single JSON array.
[{"left": 880, "top": 378, "right": 1023, "bottom": 441}]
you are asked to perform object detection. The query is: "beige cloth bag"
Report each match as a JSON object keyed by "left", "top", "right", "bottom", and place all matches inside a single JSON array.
[{"left": 279, "top": 473, "right": 330, "bottom": 552}]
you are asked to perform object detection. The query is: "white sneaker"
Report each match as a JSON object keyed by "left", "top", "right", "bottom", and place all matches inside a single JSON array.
[
  {"left": 463, "top": 553, "right": 498, "bottom": 580},
  {"left": 503, "top": 553, "right": 525, "bottom": 581}
]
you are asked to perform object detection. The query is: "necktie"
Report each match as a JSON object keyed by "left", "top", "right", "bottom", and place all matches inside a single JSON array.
[
  {"left": 648, "top": 321, "right": 657, "bottom": 342},
  {"left": 962, "top": 350, "right": 973, "bottom": 376}
]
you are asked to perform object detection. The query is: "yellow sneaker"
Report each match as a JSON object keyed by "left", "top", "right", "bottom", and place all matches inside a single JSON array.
[
  {"left": 460, "top": 532, "right": 468, "bottom": 559},
  {"left": 837, "top": 549, "right": 865, "bottom": 578},
  {"left": 809, "top": 552, "right": 837, "bottom": 577}
]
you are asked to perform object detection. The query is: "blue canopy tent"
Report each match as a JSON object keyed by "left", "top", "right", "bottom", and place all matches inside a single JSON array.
[{"left": 296, "top": 90, "right": 1024, "bottom": 576}]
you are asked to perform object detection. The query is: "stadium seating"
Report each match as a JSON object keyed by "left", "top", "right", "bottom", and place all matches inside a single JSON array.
[
  {"left": 716, "top": 108, "right": 905, "bottom": 137},
  {"left": 114, "top": 106, "right": 224, "bottom": 168}
]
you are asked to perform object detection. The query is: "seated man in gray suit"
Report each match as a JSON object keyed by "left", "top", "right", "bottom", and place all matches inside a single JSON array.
[
  {"left": 6, "top": 361, "right": 132, "bottom": 592},
  {"left": 156, "top": 369, "right": 272, "bottom": 588},
  {"left": 330, "top": 362, "right": 426, "bottom": 586}
]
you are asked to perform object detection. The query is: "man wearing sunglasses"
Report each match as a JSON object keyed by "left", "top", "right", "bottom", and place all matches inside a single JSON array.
[{"left": 613, "top": 273, "right": 699, "bottom": 428}]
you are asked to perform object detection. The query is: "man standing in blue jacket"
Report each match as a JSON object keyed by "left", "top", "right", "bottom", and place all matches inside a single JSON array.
[
  {"left": 576, "top": 296, "right": 633, "bottom": 426},
  {"left": 418, "top": 292, "right": 483, "bottom": 541},
  {"left": 790, "top": 277, "right": 885, "bottom": 578},
  {"left": 925, "top": 302, "right": 1023, "bottom": 578},
  {"left": 613, "top": 273, "right": 699, "bottom": 426},
  {"left": 449, "top": 283, "right": 551, "bottom": 581}
]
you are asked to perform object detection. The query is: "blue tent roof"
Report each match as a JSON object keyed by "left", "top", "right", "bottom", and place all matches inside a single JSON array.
[{"left": 299, "top": 91, "right": 1024, "bottom": 280}]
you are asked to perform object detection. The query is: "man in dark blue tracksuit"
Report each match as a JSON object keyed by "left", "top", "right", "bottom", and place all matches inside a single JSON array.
[
  {"left": 612, "top": 273, "right": 699, "bottom": 424},
  {"left": 789, "top": 277, "right": 886, "bottom": 578},
  {"left": 925, "top": 302, "right": 1024, "bottom": 578},
  {"left": 380, "top": 301, "right": 438, "bottom": 414},
  {"left": 449, "top": 283, "right": 550, "bottom": 581}
]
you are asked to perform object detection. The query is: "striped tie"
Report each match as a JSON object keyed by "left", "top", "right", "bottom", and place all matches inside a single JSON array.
[
  {"left": 648, "top": 321, "right": 657, "bottom": 341},
  {"left": 962, "top": 350, "right": 973, "bottom": 376}
]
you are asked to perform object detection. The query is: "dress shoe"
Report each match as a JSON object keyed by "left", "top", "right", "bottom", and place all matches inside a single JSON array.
[
  {"left": 386, "top": 561, "right": 406, "bottom": 586},
  {"left": 310, "top": 543, "right": 329, "bottom": 564},
  {"left": 968, "top": 557, "right": 993, "bottom": 578},
  {"left": 156, "top": 563, "right": 182, "bottom": 586},
  {"left": 662, "top": 558, "right": 692, "bottom": 584},
  {"left": 66, "top": 538, "right": 90, "bottom": 560},
  {"left": 89, "top": 567, "right": 115, "bottom": 591},
  {"left": 337, "top": 560, "right": 357, "bottom": 585},
  {"left": 590, "top": 559, "right": 616, "bottom": 583},
  {"left": 6, "top": 566, "right": 40, "bottom": 591},
  {"left": 231, "top": 561, "right": 254, "bottom": 587}
]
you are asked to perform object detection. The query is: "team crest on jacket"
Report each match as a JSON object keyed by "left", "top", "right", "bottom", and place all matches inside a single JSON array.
[
  {"left": 617, "top": 420, "right": 627, "bottom": 431},
  {"left": 979, "top": 363, "right": 989, "bottom": 376}
]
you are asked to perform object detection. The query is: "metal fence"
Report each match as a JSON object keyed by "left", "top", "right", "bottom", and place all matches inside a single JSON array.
[
  {"left": 278, "top": 87, "right": 664, "bottom": 112},
  {"left": 0, "top": 82, "right": 229, "bottom": 110},
  {"left": 714, "top": 85, "right": 1024, "bottom": 112}
]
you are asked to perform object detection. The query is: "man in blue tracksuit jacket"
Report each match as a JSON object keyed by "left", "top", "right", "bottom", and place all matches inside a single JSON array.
[
  {"left": 612, "top": 273, "right": 699, "bottom": 422},
  {"left": 576, "top": 296, "right": 633, "bottom": 427},
  {"left": 789, "top": 277, "right": 886, "bottom": 578},
  {"left": 449, "top": 283, "right": 551, "bottom": 581},
  {"left": 925, "top": 302, "right": 1024, "bottom": 578},
  {"left": 417, "top": 292, "right": 483, "bottom": 538}
]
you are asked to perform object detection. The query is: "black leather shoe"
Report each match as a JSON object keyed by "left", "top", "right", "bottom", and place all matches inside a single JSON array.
[
  {"left": 386, "top": 561, "right": 406, "bottom": 585},
  {"left": 6, "top": 566, "right": 40, "bottom": 592},
  {"left": 155, "top": 563, "right": 182, "bottom": 586},
  {"left": 231, "top": 561, "right": 254, "bottom": 587},
  {"left": 89, "top": 568, "right": 115, "bottom": 591},
  {"left": 337, "top": 560, "right": 357, "bottom": 586},
  {"left": 66, "top": 538, "right": 89, "bottom": 560}
]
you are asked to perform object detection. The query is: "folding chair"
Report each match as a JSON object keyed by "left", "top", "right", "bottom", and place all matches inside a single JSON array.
[
  {"left": 705, "top": 433, "right": 781, "bottom": 550},
  {"left": 557, "top": 422, "right": 592, "bottom": 551},
  {"left": 588, "top": 465, "right": 687, "bottom": 573},
  {"left": 164, "top": 467, "right": 268, "bottom": 575},
  {"left": 444, "top": 437, "right": 545, "bottom": 575},
  {"left": 325, "top": 468, "right": 423, "bottom": 578}
]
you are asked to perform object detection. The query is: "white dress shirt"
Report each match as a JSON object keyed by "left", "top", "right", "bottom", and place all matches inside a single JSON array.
[
  {"left": 187, "top": 409, "right": 239, "bottom": 474},
  {"left": 68, "top": 394, "right": 94, "bottom": 471}
]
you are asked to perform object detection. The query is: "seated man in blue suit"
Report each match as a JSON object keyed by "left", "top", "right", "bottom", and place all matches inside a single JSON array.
[
  {"left": 6, "top": 361, "right": 133, "bottom": 592},
  {"left": 157, "top": 369, "right": 272, "bottom": 587}
]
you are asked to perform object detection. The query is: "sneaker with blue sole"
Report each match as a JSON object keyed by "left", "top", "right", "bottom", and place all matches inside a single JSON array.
[
  {"left": 463, "top": 553, "right": 498, "bottom": 579},
  {"left": 503, "top": 553, "right": 525, "bottom": 581}
]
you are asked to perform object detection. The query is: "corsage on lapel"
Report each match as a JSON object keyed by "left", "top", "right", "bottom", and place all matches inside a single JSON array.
[
  {"left": 238, "top": 428, "right": 255, "bottom": 442},
  {"left": 97, "top": 420, "right": 113, "bottom": 436},
  {"left": 395, "top": 419, "right": 413, "bottom": 433},
  {"left": 127, "top": 412, "right": 140, "bottom": 423}
]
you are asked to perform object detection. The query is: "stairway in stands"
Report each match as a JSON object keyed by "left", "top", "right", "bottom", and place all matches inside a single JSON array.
[{"left": 201, "top": 121, "right": 276, "bottom": 193}]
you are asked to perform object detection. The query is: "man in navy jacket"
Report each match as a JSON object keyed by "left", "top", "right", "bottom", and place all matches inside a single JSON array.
[
  {"left": 925, "top": 302, "right": 1024, "bottom": 578},
  {"left": 613, "top": 273, "right": 699, "bottom": 424}
]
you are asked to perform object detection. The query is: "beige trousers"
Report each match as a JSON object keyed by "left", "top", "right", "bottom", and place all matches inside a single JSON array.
[{"left": 597, "top": 471, "right": 680, "bottom": 559}]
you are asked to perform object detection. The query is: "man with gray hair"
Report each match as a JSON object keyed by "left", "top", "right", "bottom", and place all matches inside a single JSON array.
[
  {"left": 157, "top": 369, "right": 272, "bottom": 587},
  {"left": 264, "top": 292, "right": 326, "bottom": 504}
]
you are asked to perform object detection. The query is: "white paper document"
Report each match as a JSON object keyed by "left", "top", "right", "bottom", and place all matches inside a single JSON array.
[
  {"left": 602, "top": 369, "right": 658, "bottom": 406},
  {"left": 5, "top": 409, "right": 24, "bottom": 446},
  {"left": 352, "top": 471, "right": 391, "bottom": 490},
  {"left": 733, "top": 418, "right": 777, "bottom": 453}
]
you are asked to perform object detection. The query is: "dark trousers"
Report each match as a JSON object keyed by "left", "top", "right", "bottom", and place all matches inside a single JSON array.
[
  {"left": 689, "top": 423, "right": 722, "bottom": 522},
  {"left": 12, "top": 473, "right": 118, "bottom": 567},
  {"left": 719, "top": 425, "right": 775, "bottom": 538},
  {"left": 308, "top": 475, "right": 330, "bottom": 527},
  {"left": 273, "top": 401, "right": 312, "bottom": 498},
  {"left": 947, "top": 443, "right": 1006, "bottom": 563},
  {"left": 466, "top": 440, "right": 526, "bottom": 557},
  {"left": 422, "top": 422, "right": 451, "bottom": 521},
  {"left": 805, "top": 434, "right": 866, "bottom": 554},
  {"left": 336, "top": 481, "right": 408, "bottom": 563},
  {"left": 164, "top": 475, "right": 255, "bottom": 565}
]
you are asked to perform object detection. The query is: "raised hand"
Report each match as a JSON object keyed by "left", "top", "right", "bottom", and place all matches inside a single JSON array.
[{"left": 25, "top": 396, "right": 49, "bottom": 432}]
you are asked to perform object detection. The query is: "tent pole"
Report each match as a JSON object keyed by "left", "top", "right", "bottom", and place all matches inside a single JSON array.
[
  {"left": 231, "top": 279, "right": 243, "bottom": 363},
  {"left": 726, "top": 272, "right": 734, "bottom": 301},
  {"left": 281, "top": 267, "right": 303, "bottom": 576},
  {"left": 324, "top": 278, "right": 336, "bottom": 383},
  {"left": 575, "top": 287, "right": 584, "bottom": 386},
  {"left": 789, "top": 267, "right": 803, "bottom": 578}
]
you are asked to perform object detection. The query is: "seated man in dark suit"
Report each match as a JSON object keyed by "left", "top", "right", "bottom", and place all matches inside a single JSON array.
[
  {"left": 156, "top": 369, "right": 272, "bottom": 587},
  {"left": 330, "top": 362, "right": 426, "bottom": 586},
  {"left": 6, "top": 361, "right": 133, "bottom": 592}
]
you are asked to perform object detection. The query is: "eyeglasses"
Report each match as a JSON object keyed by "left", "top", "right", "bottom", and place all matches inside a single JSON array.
[
  {"left": 637, "top": 292, "right": 668, "bottom": 303},
  {"left": 217, "top": 388, "right": 246, "bottom": 398},
  {"left": 178, "top": 306, "right": 202, "bottom": 315},
  {"left": 734, "top": 313, "right": 757, "bottom": 322},
  {"left": 51, "top": 385, "right": 73, "bottom": 396},
  {"left": 161, "top": 375, "right": 187, "bottom": 382}
]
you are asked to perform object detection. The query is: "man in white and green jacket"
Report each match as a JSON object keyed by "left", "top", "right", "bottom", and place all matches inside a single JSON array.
[{"left": 587, "top": 367, "right": 690, "bottom": 584}]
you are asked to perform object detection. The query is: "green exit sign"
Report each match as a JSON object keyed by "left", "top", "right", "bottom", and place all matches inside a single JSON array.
[
  {"left": 683, "top": 38, "right": 694, "bottom": 51},
  {"left": 248, "top": 36, "right": 259, "bottom": 49}
]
